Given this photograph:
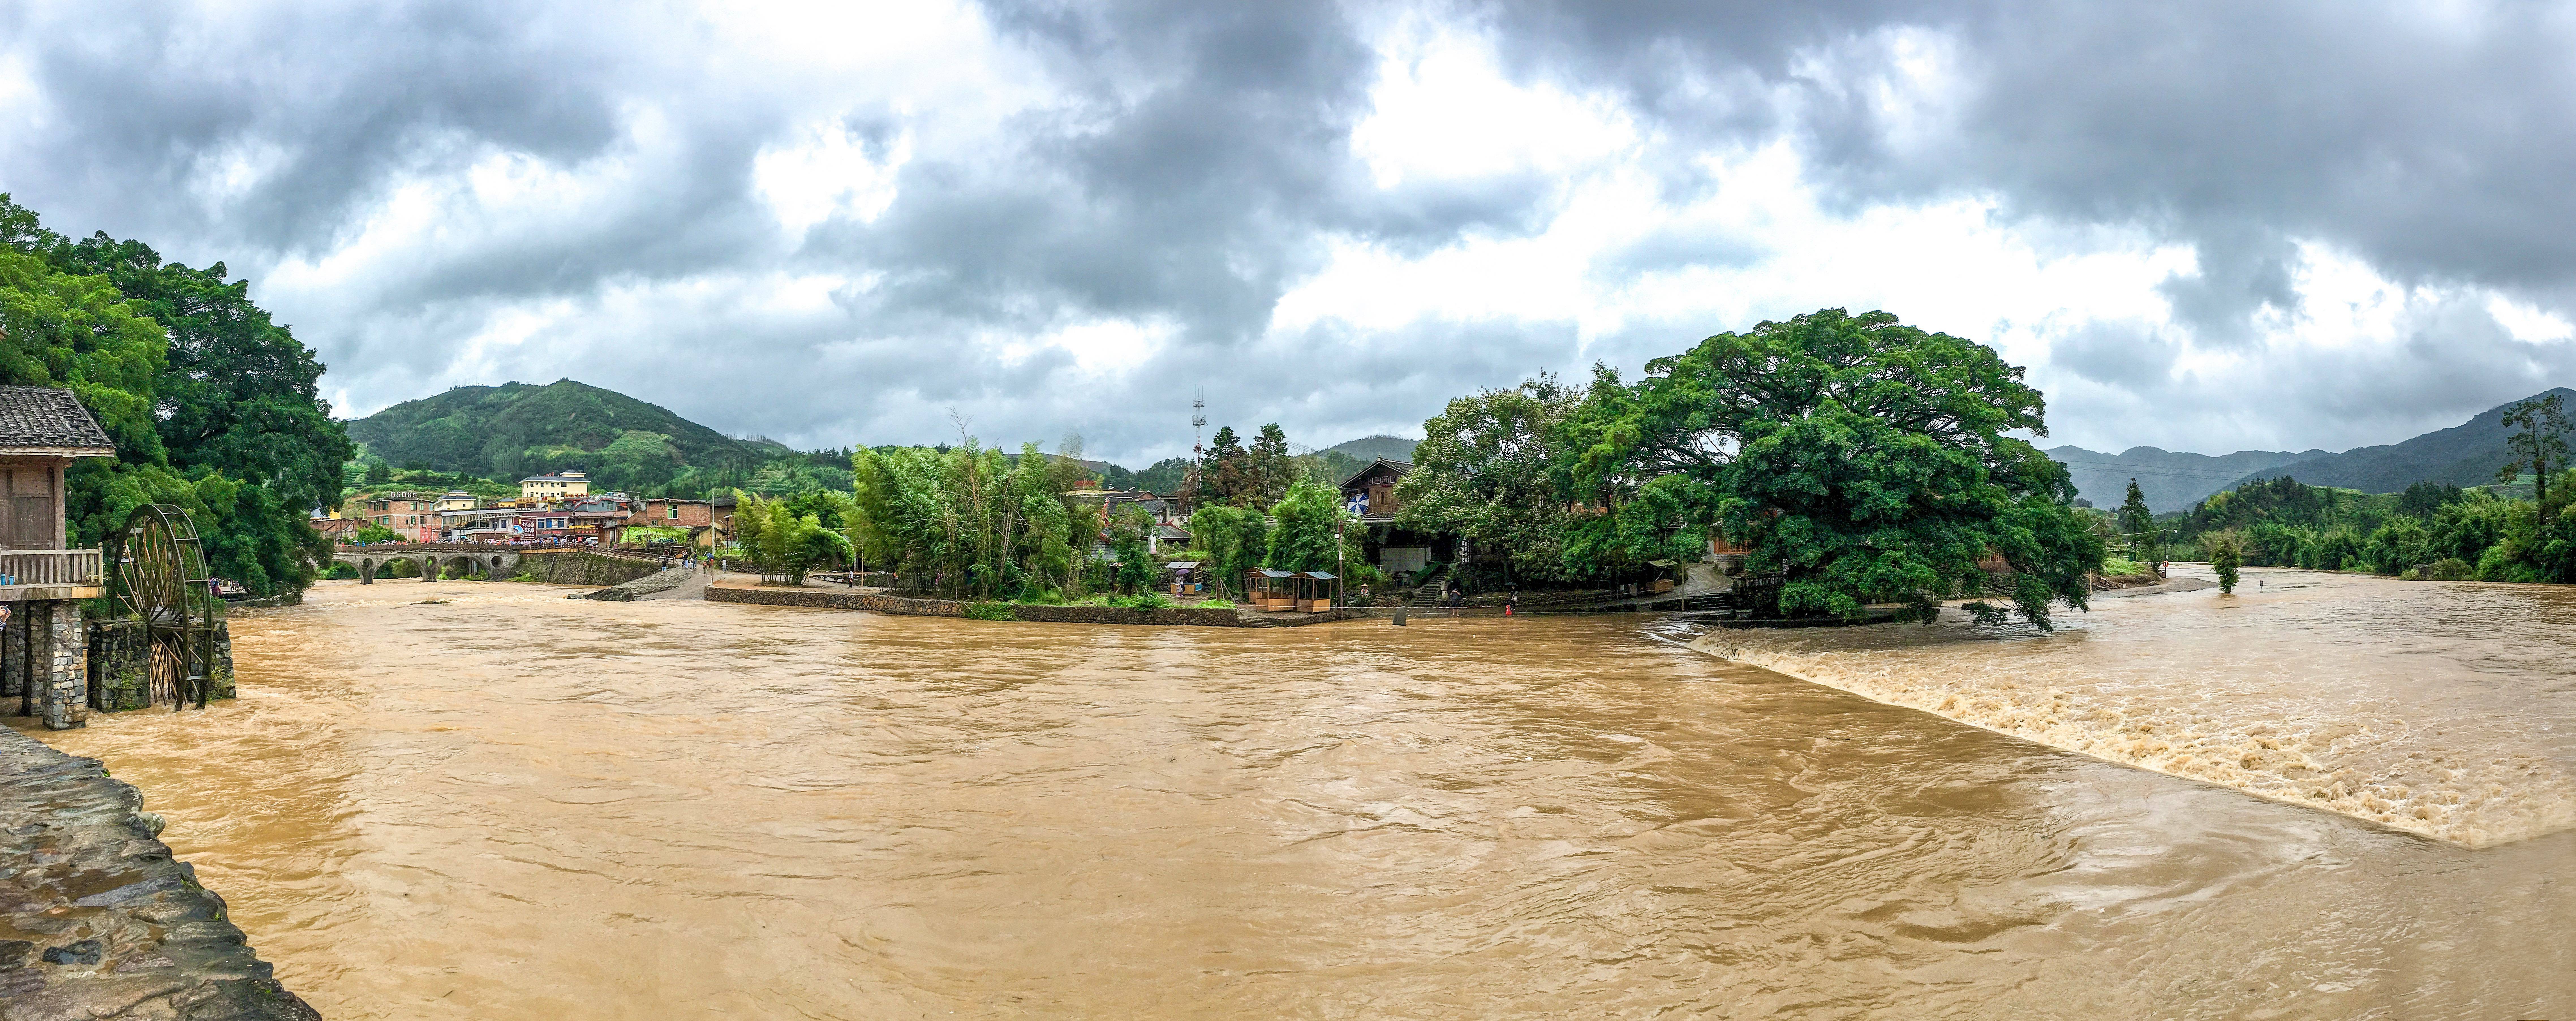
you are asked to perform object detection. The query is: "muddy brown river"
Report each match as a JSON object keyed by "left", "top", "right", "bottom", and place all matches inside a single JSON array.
[{"left": 14, "top": 574, "right": 2576, "bottom": 1018}]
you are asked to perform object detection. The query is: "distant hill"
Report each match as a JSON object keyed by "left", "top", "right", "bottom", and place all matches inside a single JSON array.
[
  {"left": 2224, "top": 387, "right": 2576, "bottom": 495},
  {"left": 2049, "top": 446, "right": 2322, "bottom": 513},
  {"left": 1322, "top": 435, "right": 1417, "bottom": 462},
  {"left": 347, "top": 379, "right": 762, "bottom": 481}
]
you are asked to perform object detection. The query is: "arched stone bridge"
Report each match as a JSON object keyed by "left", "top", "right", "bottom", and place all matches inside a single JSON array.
[{"left": 330, "top": 543, "right": 529, "bottom": 583}]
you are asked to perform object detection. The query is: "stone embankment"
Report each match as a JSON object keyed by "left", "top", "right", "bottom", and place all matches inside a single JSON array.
[
  {"left": 513, "top": 551, "right": 667, "bottom": 588},
  {"left": 706, "top": 581, "right": 1366, "bottom": 627},
  {"left": 571, "top": 565, "right": 697, "bottom": 601},
  {"left": 1, "top": 729, "right": 316, "bottom": 1020}
]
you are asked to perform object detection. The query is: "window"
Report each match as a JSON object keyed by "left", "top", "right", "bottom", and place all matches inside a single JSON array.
[{"left": 667, "top": 505, "right": 679, "bottom": 519}]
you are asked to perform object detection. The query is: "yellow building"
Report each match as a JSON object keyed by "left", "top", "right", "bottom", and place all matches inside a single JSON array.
[
  {"left": 435, "top": 490, "right": 478, "bottom": 512},
  {"left": 518, "top": 471, "right": 590, "bottom": 501}
]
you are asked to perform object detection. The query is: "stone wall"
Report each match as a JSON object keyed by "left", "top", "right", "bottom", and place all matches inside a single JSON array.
[
  {"left": 0, "top": 602, "right": 90, "bottom": 730},
  {"left": 1, "top": 729, "right": 319, "bottom": 1019},
  {"left": 705, "top": 583, "right": 1365, "bottom": 627},
  {"left": 574, "top": 565, "right": 694, "bottom": 601},
  {"left": 514, "top": 551, "right": 666, "bottom": 588},
  {"left": 83, "top": 620, "right": 236, "bottom": 715}
]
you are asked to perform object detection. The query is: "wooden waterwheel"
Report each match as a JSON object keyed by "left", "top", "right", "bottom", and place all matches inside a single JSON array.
[{"left": 107, "top": 504, "right": 218, "bottom": 711}]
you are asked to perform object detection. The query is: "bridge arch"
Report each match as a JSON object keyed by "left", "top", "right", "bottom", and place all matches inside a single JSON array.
[{"left": 333, "top": 544, "right": 524, "bottom": 585}]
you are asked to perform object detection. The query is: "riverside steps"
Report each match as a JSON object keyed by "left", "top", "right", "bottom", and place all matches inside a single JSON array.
[{"left": 0, "top": 728, "right": 315, "bottom": 1020}]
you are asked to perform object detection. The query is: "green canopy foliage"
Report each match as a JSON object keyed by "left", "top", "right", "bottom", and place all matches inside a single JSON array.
[
  {"left": 1557, "top": 308, "right": 2100, "bottom": 627},
  {"left": 847, "top": 440, "right": 1091, "bottom": 600},
  {"left": 732, "top": 491, "right": 847, "bottom": 584},
  {"left": 1263, "top": 481, "right": 1350, "bottom": 574},
  {"left": 4, "top": 193, "right": 349, "bottom": 596},
  {"left": 2117, "top": 478, "right": 2159, "bottom": 561},
  {"left": 1185, "top": 504, "right": 1268, "bottom": 598},
  {"left": 1396, "top": 374, "right": 1584, "bottom": 582}
]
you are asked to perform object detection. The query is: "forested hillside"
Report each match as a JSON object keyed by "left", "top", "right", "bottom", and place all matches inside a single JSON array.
[
  {"left": 2226, "top": 388, "right": 2576, "bottom": 493},
  {"left": 347, "top": 380, "right": 766, "bottom": 492}
]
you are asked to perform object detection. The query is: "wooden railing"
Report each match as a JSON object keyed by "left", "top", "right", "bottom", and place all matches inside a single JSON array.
[{"left": 0, "top": 549, "right": 104, "bottom": 587}]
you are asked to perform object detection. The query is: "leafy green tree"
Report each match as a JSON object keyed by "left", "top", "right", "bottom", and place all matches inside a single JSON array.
[
  {"left": 2498, "top": 392, "right": 2570, "bottom": 519},
  {"left": 363, "top": 459, "right": 392, "bottom": 484},
  {"left": 1558, "top": 308, "right": 2102, "bottom": 627},
  {"left": 1107, "top": 507, "right": 1157, "bottom": 593},
  {"left": 1247, "top": 424, "right": 1295, "bottom": 509},
  {"left": 345, "top": 523, "right": 404, "bottom": 545},
  {"left": 1265, "top": 481, "right": 1366, "bottom": 576},
  {"left": 2210, "top": 532, "right": 2242, "bottom": 593},
  {"left": 732, "top": 491, "right": 844, "bottom": 583},
  {"left": 1397, "top": 374, "right": 1585, "bottom": 582},
  {"left": 6, "top": 195, "right": 353, "bottom": 596},
  {"left": 2116, "top": 478, "right": 2159, "bottom": 561},
  {"left": 1201, "top": 426, "right": 1248, "bottom": 505},
  {"left": 846, "top": 439, "right": 1091, "bottom": 599},
  {"left": 1187, "top": 504, "right": 1268, "bottom": 597}
]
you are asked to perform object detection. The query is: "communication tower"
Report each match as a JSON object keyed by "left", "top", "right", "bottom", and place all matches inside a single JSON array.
[{"left": 1192, "top": 389, "right": 1207, "bottom": 456}]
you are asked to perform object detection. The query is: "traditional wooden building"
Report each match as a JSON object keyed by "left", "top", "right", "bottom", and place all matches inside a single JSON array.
[
  {"left": 1337, "top": 459, "right": 1452, "bottom": 578},
  {"left": 0, "top": 387, "right": 116, "bottom": 729}
]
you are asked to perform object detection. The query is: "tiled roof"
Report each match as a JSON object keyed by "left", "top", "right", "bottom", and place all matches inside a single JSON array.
[{"left": 0, "top": 387, "right": 115, "bottom": 453}]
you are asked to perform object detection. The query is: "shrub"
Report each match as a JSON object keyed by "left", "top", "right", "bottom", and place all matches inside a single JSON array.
[
  {"left": 2099, "top": 557, "right": 2149, "bottom": 577},
  {"left": 963, "top": 602, "right": 1015, "bottom": 621},
  {"left": 1196, "top": 598, "right": 1234, "bottom": 609},
  {"left": 2424, "top": 557, "right": 2474, "bottom": 581}
]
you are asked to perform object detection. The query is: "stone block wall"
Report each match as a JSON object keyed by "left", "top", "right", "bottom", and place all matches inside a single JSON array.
[
  {"left": 515, "top": 551, "right": 668, "bottom": 588},
  {"left": 0, "top": 602, "right": 90, "bottom": 730},
  {"left": 81, "top": 618, "right": 236, "bottom": 715},
  {"left": 86, "top": 619, "right": 150, "bottom": 713}
]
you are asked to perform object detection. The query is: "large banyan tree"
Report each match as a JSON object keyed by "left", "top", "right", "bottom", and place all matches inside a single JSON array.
[{"left": 1561, "top": 308, "right": 2102, "bottom": 628}]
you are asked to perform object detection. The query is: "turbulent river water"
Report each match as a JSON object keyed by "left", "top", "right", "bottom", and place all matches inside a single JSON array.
[{"left": 13, "top": 574, "right": 2576, "bottom": 1018}]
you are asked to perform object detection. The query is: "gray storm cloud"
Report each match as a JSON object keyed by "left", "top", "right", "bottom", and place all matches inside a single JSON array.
[{"left": 2, "top": 0, "right": 2571, "bottom": 463}]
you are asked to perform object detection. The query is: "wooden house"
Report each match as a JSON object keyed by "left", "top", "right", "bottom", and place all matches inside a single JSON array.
[{"left": 0, "top": 386, "right": 116, "bottom": 730}]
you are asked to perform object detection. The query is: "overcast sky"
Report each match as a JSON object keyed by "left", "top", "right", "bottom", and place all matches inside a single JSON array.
[{"left": 6, "top": 1, "right": 2575, "bottom": 466}]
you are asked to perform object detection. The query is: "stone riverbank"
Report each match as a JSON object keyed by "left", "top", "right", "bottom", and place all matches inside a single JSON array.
[{"left": 0, "top": 728, "right": 315, "bottom": 1020}]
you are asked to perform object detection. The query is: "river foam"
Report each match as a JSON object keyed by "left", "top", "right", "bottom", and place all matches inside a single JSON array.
[{"left": 1689, "top": 569, "right": 2576, "bottom": 847}]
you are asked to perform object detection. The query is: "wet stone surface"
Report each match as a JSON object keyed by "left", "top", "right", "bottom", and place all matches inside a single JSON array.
[{"left": 0, "top": 728, "right": 316, "bottom": 1020}]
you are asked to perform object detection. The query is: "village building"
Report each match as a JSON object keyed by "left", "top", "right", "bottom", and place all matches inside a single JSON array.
[
  {"left": 518, "top": 470, "right": 590, "bottom": 501},
  {"left": 621, "top": 497, "right": 718, "bottom": 546},
  {"left": 435, "top": 490, "right": 479, "bottom": 512},
  {"left": 1337, "top": 459, "right": 1453, "bottom": 578},
  {"left": 0, "top": 387, "right": 116, "bottom": 729},
  {"left": 710, "top": 495, "right": 738, "bottom": 546},
  {"left": 343, "top": 491, "right": 442, "bottom": 542}
]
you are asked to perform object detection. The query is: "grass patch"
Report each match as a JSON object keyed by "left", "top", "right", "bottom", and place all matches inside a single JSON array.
[
  {"left": 963, "top": 602, "right": 1016, "bottom": 621},
  {"left": 2100, "top": 557, "right": 2153, "bottom": 577}
]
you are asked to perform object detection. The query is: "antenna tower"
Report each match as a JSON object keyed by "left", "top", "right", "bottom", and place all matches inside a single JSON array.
[{"left": 1192, "top": 389, "right": 1208, "bottom": 456}]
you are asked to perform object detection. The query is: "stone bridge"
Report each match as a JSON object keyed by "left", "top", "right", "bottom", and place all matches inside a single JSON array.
[{"left": 330, "top": 543, "right": 529, "bottom": 583}]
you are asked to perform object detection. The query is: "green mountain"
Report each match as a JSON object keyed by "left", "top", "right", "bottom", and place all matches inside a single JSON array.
[
  {"left": 346, "top": 379, "right": 763, "bottom": 489},
  {"left": 1321, "top": 435, "right": 1417, "bottom": 462},
  {"left": 2223, "top": 388, "right": 2576, "bottom": 495},
  {"left": 2048, "top": 445, "right": 2322, "bottom": 513}
]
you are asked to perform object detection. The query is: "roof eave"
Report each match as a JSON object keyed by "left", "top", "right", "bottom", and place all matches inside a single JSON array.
[{"left": 0, "top": 445, "right": 117, "bottom": 459}]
